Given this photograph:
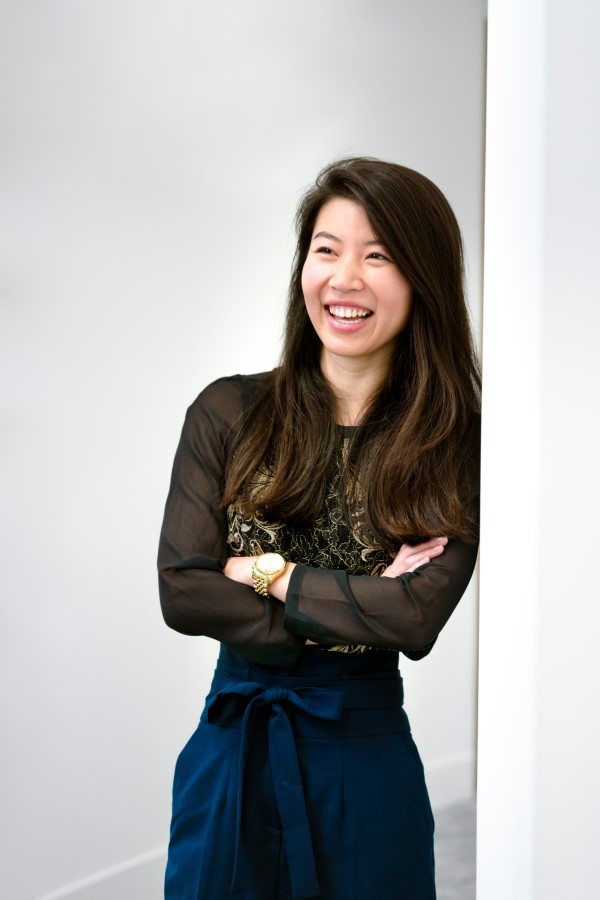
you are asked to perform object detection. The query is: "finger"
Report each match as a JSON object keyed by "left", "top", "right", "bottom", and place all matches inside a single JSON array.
[
  {"left": 424, "top": 543, "right": 446, "bottom": 558},
  {"left": 405, "top": 536, "right": 448, "bottom": 552},
  {"left": 408, "top": 555, "right": 431, "bottom": 572},
  {"left": 384, "top": 550, "right": 433, "bottom": 577},
  {"left": 393, "top": 537, "right": 446, "bottom": 560},
  {"left": 404, "top": 555, "right": 430, "bottom": 572},
  {"left": 400, "top": 543, "right": 446, "bottom": 568}
]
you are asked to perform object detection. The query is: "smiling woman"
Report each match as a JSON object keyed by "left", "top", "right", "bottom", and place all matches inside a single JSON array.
[
  {"left": 302, "top": 196, "right": 413, "bottom": 415},
  {"left": 158, "top": 157, "right": 481, "bottom": 899}
]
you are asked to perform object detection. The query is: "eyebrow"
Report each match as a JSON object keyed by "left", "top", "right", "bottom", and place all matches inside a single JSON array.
[{"left": 312, "top": 230, "right": 385, "bottom": 247}]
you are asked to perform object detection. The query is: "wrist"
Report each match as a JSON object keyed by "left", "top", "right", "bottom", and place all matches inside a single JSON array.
[
  {"left": 223, "top": 555, "right": 259, "bottom": 587},
  {"left": 251, "top": 553, "right": 288, "bottom": 596},
  {"left": 267, "top": 562, "right": 295, "bottom": 602}
]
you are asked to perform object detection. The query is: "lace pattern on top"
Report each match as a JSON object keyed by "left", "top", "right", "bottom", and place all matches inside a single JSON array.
[{"left": 227, "top": 437, "right": 394, "bottom": 653}]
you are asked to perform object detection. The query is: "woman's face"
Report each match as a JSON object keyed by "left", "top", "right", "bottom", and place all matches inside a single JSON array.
[{"left": 301, "top": 197, "right": 413, "bottom": 371}]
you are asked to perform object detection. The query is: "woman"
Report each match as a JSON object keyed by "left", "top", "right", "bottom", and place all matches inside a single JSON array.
[{"left": 158, "top": 157, "right": 480, "bottom": 899}]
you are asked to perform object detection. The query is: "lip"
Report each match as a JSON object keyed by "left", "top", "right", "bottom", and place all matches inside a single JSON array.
[{"left": 324, "top": 303, "right": 373, "bottom": 332}]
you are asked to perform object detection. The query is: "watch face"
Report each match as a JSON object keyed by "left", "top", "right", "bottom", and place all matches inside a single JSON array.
[{"left": 259, "top": 553, "right": 285, "bottom": 576}]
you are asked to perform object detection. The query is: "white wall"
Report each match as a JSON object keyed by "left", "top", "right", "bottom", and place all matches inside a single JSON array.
[
  {"left": 0, "top": 2, "right": 486, "bottom": 897},
  {"left": 479, "top": 0, "right": 600, "bottom": 897}
]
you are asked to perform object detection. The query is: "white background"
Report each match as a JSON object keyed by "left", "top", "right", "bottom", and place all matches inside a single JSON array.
[
  {"left": 0, "top": 2, "right": 486, "bottom": 897},
  {"left": 478, "top": 1, "right": 600, "bottom": 898}
]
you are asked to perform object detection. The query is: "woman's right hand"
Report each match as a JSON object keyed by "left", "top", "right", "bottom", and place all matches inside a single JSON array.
[{"left": 381, "top": 537, "right": 448, "bottom": 578}]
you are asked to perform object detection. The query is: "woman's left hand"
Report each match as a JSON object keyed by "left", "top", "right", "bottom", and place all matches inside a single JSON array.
[{"left": 381, "top": 537, "right": 448, "bottom": 578}]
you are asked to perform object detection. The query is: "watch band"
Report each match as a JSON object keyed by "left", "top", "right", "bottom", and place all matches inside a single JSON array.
[{"left": 251, "top": 553, "right": 287, "bottom": 596}]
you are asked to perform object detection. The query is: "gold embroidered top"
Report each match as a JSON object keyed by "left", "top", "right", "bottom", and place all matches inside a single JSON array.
[
  {"left": 227, "top": 433, "right": 393, "bottom": 653},
  {"left": 158, "top": 373, "right": 479, "bottom": 666}
]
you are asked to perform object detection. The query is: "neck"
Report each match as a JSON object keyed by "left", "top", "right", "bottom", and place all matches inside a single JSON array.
[{"left": 321, "top": 349, "right": 391, "bottom": 425}]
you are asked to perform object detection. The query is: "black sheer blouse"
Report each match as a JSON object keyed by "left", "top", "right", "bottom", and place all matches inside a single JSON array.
[{"left": 157, "top": 373, "right": 479, "bottom": 668}]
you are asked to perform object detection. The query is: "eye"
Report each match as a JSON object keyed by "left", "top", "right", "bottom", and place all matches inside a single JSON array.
[
  {"left": 315, "top": 246, "right": 336, "bottom": 255},
  {"left": 368, "top": 251, "right": 391, "bottom": 261}
]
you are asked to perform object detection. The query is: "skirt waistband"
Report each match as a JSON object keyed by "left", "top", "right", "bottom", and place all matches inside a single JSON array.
[{"left": 218, "top": 643, "right": 401, "bottom": 681}]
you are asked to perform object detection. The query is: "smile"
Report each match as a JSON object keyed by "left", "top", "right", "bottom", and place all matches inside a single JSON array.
[{"left": 326, "top": 305, "right": 372, "bottom": 319}]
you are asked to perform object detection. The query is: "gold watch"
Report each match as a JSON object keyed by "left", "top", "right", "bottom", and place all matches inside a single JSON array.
[{"left": 251, "top": 553, "right": 287, "bottom": 596}]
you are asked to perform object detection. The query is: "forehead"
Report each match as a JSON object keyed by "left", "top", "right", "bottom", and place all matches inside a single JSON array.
[{"left": 312, "top": 197, "right": 377, "bottom": 240}]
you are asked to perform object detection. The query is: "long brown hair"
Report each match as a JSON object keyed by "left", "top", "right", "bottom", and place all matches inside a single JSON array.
[{"left": 223, "top": 158, "right": 481, "bottom": 549}]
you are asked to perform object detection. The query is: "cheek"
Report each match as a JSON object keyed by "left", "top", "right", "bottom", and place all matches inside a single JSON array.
[
  {"left": 301, "top": 267, "right": 324, "bottom": 324},
  {"left": 390, "top": 278, "right": 413, "bottom": 317},
  {"left": 301, "top": 266, "right": 325, "bottom": 337},
  {"left": 381, "top": 283, "right": 413, "bottom": 335},
  {"left": 300, "top": 263, "right": 316, "bottom": 303},
  {"left": 400, "top": 291, "right": 413, "bottom": 324}
]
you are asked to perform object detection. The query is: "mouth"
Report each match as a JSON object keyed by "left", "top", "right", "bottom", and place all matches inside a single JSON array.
[{"left": 326, "top": 305, "right": 373, "bottom": 320}]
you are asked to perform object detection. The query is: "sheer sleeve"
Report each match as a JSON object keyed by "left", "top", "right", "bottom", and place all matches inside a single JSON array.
[
  {"left": 283, "top": 464, "right": 480, "bottom": 653},
  {"left": 157, "top": 375, "right": 306, "bottom": 667}
]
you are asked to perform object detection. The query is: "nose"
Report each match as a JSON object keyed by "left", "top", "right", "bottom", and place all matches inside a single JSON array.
[{"left": 329, "top": 255, "right": 363, "bottom": 292}]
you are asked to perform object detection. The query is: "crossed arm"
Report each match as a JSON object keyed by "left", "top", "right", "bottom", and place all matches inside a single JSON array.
[
  {"left": 158, "top": 377, "right": 479, "bottom": 666},
  {"left": 223, "top": 536, "right": 449, "bottom": 601}
]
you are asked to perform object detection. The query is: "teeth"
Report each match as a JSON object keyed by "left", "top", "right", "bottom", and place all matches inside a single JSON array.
[{"left": 328, "top": 305, "right": 371, "bottom": 319}]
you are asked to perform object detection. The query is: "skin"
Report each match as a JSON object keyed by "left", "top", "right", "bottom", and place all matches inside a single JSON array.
[
  {"left": 301, "top": 197, "right": 414, "bottom": 425},
  {"left": 223, "top": 197, "right": 446, "bottom": 605}
]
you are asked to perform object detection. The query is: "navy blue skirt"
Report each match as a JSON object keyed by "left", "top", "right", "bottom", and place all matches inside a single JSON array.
[{"left": 165, "top": 645, "right": 435, "bottom": 899}]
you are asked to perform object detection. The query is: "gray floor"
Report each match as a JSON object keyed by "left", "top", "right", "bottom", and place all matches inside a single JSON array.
[{"left": 434, "top": 798, "right": 476, "bottom": 900}]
